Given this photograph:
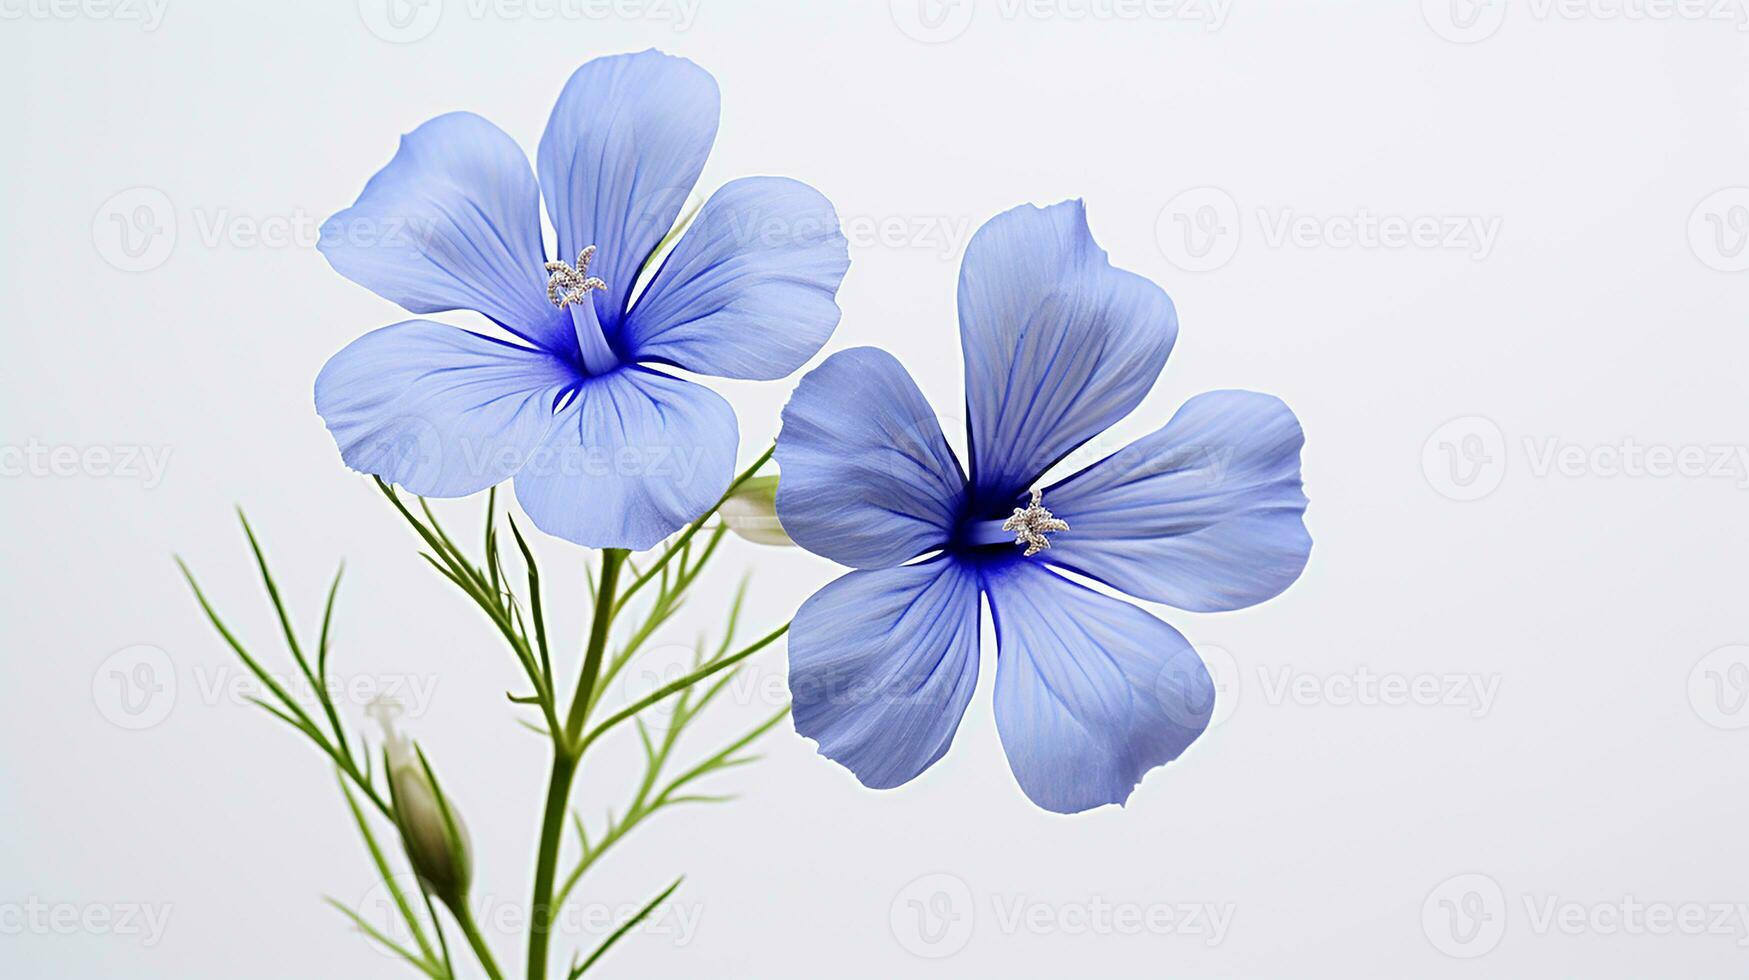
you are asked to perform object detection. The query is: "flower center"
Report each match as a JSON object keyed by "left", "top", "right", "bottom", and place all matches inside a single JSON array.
[
  {"left": 1001, "top": 489, "right": 1069, "bottom": 557},
  {"left": 544, "top": 245, "right": 608, "bottom": 309}
]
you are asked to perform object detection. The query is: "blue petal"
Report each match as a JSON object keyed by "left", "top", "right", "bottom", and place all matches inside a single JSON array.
[
  {"left": 983, "top": 560, "right": 1213, "bottom": 814},
  {"left": 536, "top": 50, "right": 719, "bottom": 342},
  {"left": 789, "top": 557, "right": 983, "bottom": 789},
  {"left": 512, "top": 366, "right": 735, "bottom": 551},
  {"left": 624, "top": 176, "right": 850, "bottom": 379},
  {"left": 775, "top": 347, "right": 967, "bottom": 569},
  {"left": 314, "top": 320, "right": 573, "bottom": 497},
  {"left": 319, "top": 113, "right": 570, "bottom": 353},
  {"left": 958, "top": 200, "right": 1178, "bottom": 504},
  {"left": 1043, "top": 390, "right": 1311, "bottom": 612}
]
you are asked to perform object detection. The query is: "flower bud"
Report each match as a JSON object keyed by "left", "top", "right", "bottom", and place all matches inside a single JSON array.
[
  {"left": 368, "top": 699, "right": 472, "bottom": 911},
  {"left": 720, "top": 475, "right": 793, "bottom": 547}
]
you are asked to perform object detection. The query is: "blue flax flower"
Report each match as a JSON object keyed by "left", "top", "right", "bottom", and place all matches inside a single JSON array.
[
  {"left": 314, "top": 50, "right": 849, "bottom": 550},
  {"left": 775, "top": 201, "right": 1309, "bottom": 813}
]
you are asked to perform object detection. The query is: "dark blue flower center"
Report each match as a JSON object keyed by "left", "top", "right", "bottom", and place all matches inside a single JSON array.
[{"left": 948, "top": 488, "right": 1067, "bottom": 562}]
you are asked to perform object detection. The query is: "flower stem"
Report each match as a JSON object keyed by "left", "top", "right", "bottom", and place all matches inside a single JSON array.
[
  {"left": 527, "top": 547, "right": 625, "bottom": 980},
  {"left": 454, "top": 902, "right": 506, "bottom": 980}
]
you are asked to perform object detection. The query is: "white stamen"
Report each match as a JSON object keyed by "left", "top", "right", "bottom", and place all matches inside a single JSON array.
[
  {"left": 1002, "top": 489, "right": 1069, "bottom": 557},
  {"left": 544, "top": 245, "right": 608, "bottom": 309}
]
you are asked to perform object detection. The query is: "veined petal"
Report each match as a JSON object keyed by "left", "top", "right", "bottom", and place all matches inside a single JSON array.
[
  {"left": 319, "top": 113, "right": 570, "bottom": 353},
  {"left": 512, "top": 367, "right": 735, "bottom": 551},
  {"left": 624, "top": 176, "right": 849, "bottom": 379},
  {"left": 775, "top": 347, "right": 966, "bottom": 569},
  {"left": 1043, "top": 390, "right": 1311, "bottom": 612},
  {"left": 789, "top": 558, "right": 983, "bottom": 790},
  {"left": 536, "top": 50, "right": 719, "bottom": 339},
  {"left": 983, "top": 560, "right": 1213, "bottom": 814},
  {"left": 958, "top": 200, "right": 1177, "bottom": 505},
  {"left": 314, "top": 320, "right": 573, "bottom": 497}
]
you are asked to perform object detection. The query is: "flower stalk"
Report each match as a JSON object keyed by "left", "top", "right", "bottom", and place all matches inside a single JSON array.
[{"left": 183, "top": 447, "right": 792, "bottom": 980}]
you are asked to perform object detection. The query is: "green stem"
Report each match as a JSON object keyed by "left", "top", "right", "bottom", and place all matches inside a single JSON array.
[
  {"left": 455, "top": 903, "right": 506, "bottom": 980},
  {"left": 567, "top": 550, "right": 626, "bottom": 743},
  {"left": 527, "top": 548, "right": 625, "bottom": 980}
]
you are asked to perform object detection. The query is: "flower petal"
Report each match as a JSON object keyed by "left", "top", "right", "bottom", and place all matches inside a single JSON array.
[
  {"left": 958, "top": 200, "right": 1178, "bottom": 504},
  {"left": 1043, "top": 390, "right": 1311, "bottom": 612},
  {"left": 775, "top": 347, "right": 967, "bottom": 569},
  {"left": 314, "top": 320, "right": 574, "bottom": 497},
  {"left": 983, "top": 559, "right": 1213, "bottom": 814},
  {"left": 512, "top": 367, "right": 735, "bottom": 551},
  {"left": 623, "top": 176, "right": 849, "bottom": 379},
  {"left": 536, "top": 50, "right": 719, "bottom": 339},
  {"left": 789, "top": 558, "right": 983, "bottom": 790},
  {"left": 319, "top": 112, "right": 569, "bottom": 353}
]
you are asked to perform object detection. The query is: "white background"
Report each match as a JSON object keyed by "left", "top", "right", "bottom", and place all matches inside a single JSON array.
[{"left": 5, "top": 0, "right": 1749, "bottom": 976}]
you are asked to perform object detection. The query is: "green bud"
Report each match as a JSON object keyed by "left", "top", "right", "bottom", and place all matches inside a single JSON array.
[
  {"left": 369, "top": 700, "right": 472, "bottom": 911},
  {"left": 720, "top": 474, "right": 793, "bottom": 547}
]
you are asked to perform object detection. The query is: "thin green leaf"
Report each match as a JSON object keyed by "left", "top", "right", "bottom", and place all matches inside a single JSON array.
[
  {"left": 577, "top": 623, "right": 789, "bottom": 756},
  {"left": 506, "top": 516, "right": 552, "bottom": 691},
  {"left": 317, "top": 562, "right": 345, "bottom": 689},
  {"left": 338, "top": 774, "right": 437, "bottom": 966},
  {"left": 570, "top": 876, "right": 684, "bottom": 977},
  {"left": 324, "top": 898, "right": 443, "bottom": 980},
  {"left": 613, "top": 444, "right": 773, "bottom": 615}
]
